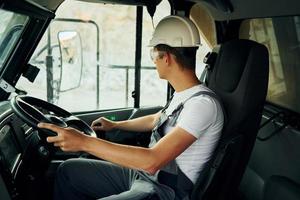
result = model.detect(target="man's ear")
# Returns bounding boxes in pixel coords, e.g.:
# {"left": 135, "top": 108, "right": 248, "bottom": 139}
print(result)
{"left": 164, "top": 52, "right": 172, "bottom": 66}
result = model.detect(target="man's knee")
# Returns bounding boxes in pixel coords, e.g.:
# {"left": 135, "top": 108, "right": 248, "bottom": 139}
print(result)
{"left": 54, "top": 159, "right": 92, "bottom": 200}
{"left": 56, "top": 158, "right": 82, "bottom": 182}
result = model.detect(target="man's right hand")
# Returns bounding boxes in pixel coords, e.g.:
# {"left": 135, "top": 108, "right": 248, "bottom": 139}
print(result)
{"left": 91, "top": 117, "right": 116, "bottom": 132}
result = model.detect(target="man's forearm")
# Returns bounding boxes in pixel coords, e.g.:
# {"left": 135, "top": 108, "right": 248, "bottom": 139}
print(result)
{"left": 115, "top": 113, "right": 160, "bottom": 132}
{"left": 83, "top": 136, "right": 158, "bottom": 174}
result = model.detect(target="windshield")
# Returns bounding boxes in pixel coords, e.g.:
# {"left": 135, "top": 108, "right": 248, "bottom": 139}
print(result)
{"left": 0, "top": 9, "right": 28, "bottom": 71}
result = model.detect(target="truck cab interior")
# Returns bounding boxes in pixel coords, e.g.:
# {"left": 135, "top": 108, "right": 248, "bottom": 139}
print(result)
{"left": 0, "top": 0, "right": 300, "bottom": 200}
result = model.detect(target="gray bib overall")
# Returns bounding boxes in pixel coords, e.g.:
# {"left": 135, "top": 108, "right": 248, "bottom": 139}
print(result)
{"left": 148, "top": 91, "right": 220, "bottom": 199}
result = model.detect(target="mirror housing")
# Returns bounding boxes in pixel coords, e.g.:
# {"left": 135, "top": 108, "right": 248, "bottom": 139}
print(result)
{"left": 57, "top": 30, "right": 83, "bottom": 92}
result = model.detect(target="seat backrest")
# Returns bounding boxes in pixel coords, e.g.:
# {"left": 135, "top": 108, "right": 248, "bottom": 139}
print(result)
{"left": 192, "top": 39, "right": 269, "bottom": 200}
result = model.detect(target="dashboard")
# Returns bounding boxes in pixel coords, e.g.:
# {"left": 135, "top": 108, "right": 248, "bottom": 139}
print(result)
{"left": 0, "top": 100, "right": 84, "bottom": 200}
{"left": 0, "top": 125, "right": 21, "bottom": 174}
{"left": 0, "top": 101, "right": 46, "bottom": 200}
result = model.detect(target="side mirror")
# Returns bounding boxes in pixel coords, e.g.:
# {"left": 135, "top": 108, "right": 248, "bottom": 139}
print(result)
{"left": 57, "top": 30, "right": 83, "bottom": 92}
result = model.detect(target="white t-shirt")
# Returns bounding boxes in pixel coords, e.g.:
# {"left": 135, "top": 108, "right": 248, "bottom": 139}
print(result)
{"left": 164, "top": 84, "right": 224, "bottom": 183}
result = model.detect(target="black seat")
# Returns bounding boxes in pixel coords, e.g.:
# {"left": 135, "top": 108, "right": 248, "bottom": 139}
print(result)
{"left": 264, "top": 176, "right": 300, "bottom": 200}
{"left": 190, "top": 39, "right": 269, "bottom": 200}
{"left": 145, "top": 39, "right": 268, "bottom": 200}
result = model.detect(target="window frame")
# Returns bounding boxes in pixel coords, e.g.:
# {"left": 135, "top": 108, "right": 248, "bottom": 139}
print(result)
{"left": 0, "top": 1, "right": 55, "bottom": 101}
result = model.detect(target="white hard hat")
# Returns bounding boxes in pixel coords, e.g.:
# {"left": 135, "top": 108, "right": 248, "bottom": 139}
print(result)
{"left": 149, "top": 15, "right": 200, "bottom": 47}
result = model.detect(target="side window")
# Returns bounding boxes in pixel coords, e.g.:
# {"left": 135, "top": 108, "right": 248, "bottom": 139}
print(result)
{"left": 0, "top": 10, "right": 28, "bottom": 71}
{"left": 240, "top": 17, "right": 300, "bottom": 113}
{"left": 140, "top": 0, "right": 170, "bottom": 107}
{"left": 16, "top": 1, "right": 136, "bottom": 112}
{"left": 15, "top": 0, "right": 212, "bottom": 111}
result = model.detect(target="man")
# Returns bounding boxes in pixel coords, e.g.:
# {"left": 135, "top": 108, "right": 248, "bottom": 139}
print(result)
{"left": 38, "top": 15, "right": 224, "bottom": 200}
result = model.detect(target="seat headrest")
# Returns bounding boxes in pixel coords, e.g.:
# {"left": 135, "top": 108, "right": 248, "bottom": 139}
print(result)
{"left": 207, "top": 39, "right": 269, "bottom": 135}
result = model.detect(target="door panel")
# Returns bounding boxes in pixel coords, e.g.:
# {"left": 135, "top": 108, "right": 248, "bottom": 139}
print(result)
{"left": 239, "top": 105, "right": 300, "bottom": 200}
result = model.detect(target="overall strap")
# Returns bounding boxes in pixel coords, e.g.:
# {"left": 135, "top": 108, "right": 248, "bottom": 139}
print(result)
{"left": 152, "top": 95, "right": 174, "bottom": 130}
{"left": 184, "top": 90, "right": 227, "bottom": 126}
{"left": 184, "top": 90, "right": 219, "bottom": 104}
{"left": 167, "top": 90, "right": 222, "bottom": 128}
{"left": 161, "top": 94, "right": 174, "bottom": 113}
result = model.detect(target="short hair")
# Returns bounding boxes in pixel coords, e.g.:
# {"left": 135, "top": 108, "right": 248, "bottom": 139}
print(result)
{"left": 154, "top": 44, "right": 198, "bottom": 70}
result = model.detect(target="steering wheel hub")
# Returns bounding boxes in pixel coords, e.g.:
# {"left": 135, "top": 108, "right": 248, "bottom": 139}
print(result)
{"left": 44, "top": 114, "right": 68, "bottom": 128}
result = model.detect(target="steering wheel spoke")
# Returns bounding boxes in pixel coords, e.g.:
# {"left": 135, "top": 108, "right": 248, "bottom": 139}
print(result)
{"left": 20, "top": 98, "right": 49, "bottom": 122}
{"left": 62, "top": 116, "right": 96, "bottom": 137}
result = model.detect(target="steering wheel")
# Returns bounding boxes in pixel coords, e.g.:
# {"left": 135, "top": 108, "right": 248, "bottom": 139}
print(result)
{"left": 10, "top": 95, "right": 97, "bottom": 138}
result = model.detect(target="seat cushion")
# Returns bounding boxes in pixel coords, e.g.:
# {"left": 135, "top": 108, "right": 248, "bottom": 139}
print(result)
{"left": 264, "top": 176, "right": 300, "bottom": 200}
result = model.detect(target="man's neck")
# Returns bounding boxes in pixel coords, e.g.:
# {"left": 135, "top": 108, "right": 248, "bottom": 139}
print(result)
{"left": 168, "top": 71, "right": 201, "bottom": 92}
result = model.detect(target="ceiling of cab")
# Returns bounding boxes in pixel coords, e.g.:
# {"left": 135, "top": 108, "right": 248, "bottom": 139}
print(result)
{"left": 29, "top": 0, "right": 300, "bottom": 20}
{"left": 29, "top": 0, "right": 162, "bottom": 11}
{"left": 190, "top": 0, "right": 300, "bottom": 20}
{"left": 28, "top": 0, "right": 64, "bottom": 11}
{"left": 79, "top": 0, "right": 161, "bottom": 6}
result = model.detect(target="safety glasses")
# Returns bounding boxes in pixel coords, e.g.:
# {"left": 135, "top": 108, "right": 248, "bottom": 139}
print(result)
{"left": 150, "top": 49, "right": 166, "bottom": 61}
